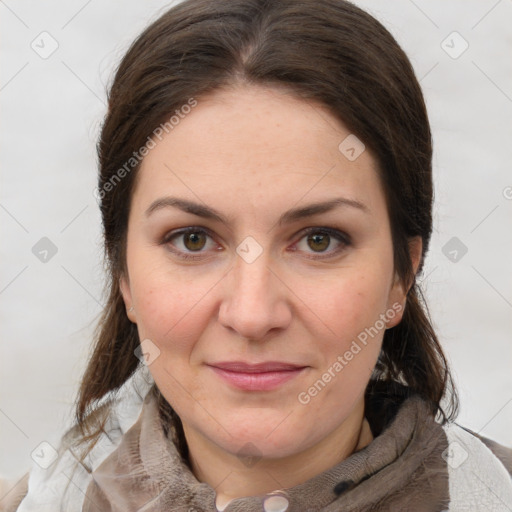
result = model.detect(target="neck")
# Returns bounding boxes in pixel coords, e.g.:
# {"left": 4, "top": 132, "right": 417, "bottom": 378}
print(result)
{"left": 184, "top": 400, "right": 374, "bottom": 508}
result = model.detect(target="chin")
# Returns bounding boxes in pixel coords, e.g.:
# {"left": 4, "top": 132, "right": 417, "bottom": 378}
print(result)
{"left": 224, "top": 433, "right": 303, "bottom": 461}
{"left": 206, "top": 417, "right": 314, "bottom": 461}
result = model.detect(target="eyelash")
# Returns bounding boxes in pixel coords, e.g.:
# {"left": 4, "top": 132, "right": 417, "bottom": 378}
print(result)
{"left": 161, "top": 226, "right": 351, "bottom": 261}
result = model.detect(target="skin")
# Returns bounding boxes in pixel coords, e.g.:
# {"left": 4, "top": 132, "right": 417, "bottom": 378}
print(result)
{"left": 119, "top": 83, "right": 422, "bottom": 506}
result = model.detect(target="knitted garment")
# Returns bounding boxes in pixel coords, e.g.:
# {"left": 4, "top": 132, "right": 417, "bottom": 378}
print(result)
{"left": 3, "top": 365, "right": 512, "bottom": 511}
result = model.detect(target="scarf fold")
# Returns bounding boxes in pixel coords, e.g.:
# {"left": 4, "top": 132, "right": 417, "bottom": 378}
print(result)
{"left": 83, "top": 385, "right": 450, "bottom": 511}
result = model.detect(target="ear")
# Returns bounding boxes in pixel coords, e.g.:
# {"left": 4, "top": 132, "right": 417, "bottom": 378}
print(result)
{"left": 119, "top": 273, "right": 137, "bottom": 323}
{"left": 386, "top": 236, "right": 422, "bottom": 329}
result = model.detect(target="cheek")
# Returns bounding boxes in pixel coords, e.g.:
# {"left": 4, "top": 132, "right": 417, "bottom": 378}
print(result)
{"left": 135, "top": 281, "right": 209, "bottom": 349}
{"left": 131, "top": 275, "right": 214, "bottom": 404}
{"left": 293, "top": 272, "right": 388, "bottom": 424}
{"left": 128, "top": 247, "right": 228, "bottom": 362}
{"left": 301, "top": 267, "right": 391, "bottom": 346}
{"left": 294, "top": 267, "right": 390, "bottom": 414}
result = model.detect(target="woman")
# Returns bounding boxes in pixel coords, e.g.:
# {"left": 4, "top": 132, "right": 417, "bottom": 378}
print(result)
{"left": 3, "top": 0, "right": 511, "bottom": 510}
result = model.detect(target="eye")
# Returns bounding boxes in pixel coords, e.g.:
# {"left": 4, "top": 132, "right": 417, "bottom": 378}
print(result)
{"left": 292, "top": 227, "right": 351, "bottom": 259}
{"left": 161, "top": 226, "right": 351, "bottom": 261}
{"left": 162, "top": 227, "right": 220, "bottom": 260}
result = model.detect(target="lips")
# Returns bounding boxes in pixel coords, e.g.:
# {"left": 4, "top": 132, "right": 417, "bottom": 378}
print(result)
{"left": 209, "top": 361, "right": 306, "bottom": 372}
{"left": 206, "top": 361, "right": 308, "bottom": 391}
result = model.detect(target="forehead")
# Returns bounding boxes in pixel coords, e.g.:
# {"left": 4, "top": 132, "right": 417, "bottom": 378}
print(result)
{"left": 132, "top": 84, "right": 385, "bottom": 219}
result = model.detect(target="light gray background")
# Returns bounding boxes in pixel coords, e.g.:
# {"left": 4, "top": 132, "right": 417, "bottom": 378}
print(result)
{"left": 1, "top": 0, "right": 511, "bottom": 482}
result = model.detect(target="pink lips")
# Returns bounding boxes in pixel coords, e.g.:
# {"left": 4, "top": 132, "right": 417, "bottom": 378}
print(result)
{"left": 207, "top": 361, "right": 307, "bottom": 391}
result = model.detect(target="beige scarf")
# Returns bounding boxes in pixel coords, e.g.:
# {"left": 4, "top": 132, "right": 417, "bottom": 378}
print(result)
{"left": 82, "top": 386, "right": 451, "bottom": 511}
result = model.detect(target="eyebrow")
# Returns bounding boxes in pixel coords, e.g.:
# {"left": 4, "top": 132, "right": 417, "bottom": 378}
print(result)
{"left": 144, "top": 196, "right": 370, "bottom": 225}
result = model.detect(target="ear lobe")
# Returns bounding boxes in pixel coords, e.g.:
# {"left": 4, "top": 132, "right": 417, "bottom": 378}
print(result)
{"left": 385, "top": 298, "right": 405, "bottom": 329}
{"left": 409, "top": 236, "right": 423, "bottom": 279}
{"left": 386, "top": 236, "right": 423, "bottom": 329}
{"left": 119, "top": 275, "right": 136, "bottom": 323}
{"left": 397, "top": 236, "right": 423, "bottom": 296}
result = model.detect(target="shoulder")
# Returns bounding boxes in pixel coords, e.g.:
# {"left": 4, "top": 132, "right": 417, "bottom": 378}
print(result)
{"left": 442, "top": 422, "right": 512, "bottom": 511}
{"left": 7, "top": 365, "right": 154, "bottom": 512}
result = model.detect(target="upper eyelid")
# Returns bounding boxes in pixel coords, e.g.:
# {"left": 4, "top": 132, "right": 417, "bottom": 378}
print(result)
{"left": 163, "top": 225, "right": 347, "bottom": 239}
{"left": 164, "top": 226, "right": 350, "bottom": 250}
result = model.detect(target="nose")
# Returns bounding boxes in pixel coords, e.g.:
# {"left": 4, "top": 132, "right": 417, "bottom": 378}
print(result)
{"left": 218, "top": 244, "right": 292, "bottom": 341}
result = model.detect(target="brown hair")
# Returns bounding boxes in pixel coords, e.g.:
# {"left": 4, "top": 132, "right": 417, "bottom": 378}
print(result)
{"left": 76, "top": 0, "right": 458, "bottom": 447}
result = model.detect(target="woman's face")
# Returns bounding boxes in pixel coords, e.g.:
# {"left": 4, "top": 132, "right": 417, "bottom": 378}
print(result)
{"left": 120, "top": 84, "right": 418, "bottom": 460}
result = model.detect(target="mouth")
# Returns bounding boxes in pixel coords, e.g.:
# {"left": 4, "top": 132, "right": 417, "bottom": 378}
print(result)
{"left": 206, "top": 361, "right": 309, "bottom": 391}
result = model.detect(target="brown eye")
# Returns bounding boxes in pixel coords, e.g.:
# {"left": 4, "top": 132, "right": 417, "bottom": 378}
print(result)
{"left": 307, "top": 232, "right": 331, "bottom": 252}
{"left": 183, "top": 231, "right": 207, "bottom": 251}
{"left": 294, "top": 227, "right": 351, "bottom": 259}
{"left": 162, "top": 227, "right": 219, "bottom": 260}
